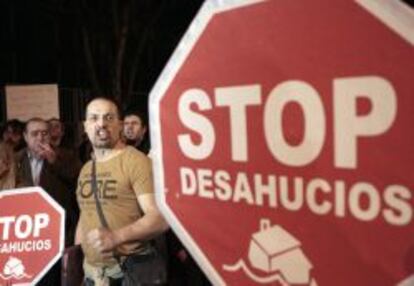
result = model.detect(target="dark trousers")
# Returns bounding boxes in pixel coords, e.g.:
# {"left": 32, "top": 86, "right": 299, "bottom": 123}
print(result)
{"left": 84, "top": 277, "right": 166, "bottom": 286}
{"left": 84, "top": 277, "right": 122, "bottom": 286}
{"left": 84, "top": 250, "right": 166, "bottom": 286}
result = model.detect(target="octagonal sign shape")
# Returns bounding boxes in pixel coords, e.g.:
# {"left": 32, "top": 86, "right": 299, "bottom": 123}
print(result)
{"left": 0, "top": 187, "right": 65, "bottom": 286}
{"left": 150, "top": 0, "right": 414, "bottom": 285}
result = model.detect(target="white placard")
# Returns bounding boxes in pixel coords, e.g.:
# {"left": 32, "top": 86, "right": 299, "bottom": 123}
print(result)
{"left": 5, "top": 84, "right": 59, "bottom": 121}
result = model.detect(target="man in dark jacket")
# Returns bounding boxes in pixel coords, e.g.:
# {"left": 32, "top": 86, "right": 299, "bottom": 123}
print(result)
{"left": 16, "top": 117, "right": 80, "bottom": 286}
{"left": 123, "top": 110, "right": 150, "bottom": 154}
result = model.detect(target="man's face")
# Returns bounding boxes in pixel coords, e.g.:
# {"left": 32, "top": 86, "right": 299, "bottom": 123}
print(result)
{"left": 84, "top": 99, "right": 123, "bottom": 149}
{"left": 3, "top": 126, "right": 23, "bottom": 146}
{"left": 24, "top": 121, "right": 50, "bottom": 156}
{"left": 123, "top": 115, "right": 146, "bottom": 142}
{"left": 48, "top": 119, "right": 64, "bottom": 140}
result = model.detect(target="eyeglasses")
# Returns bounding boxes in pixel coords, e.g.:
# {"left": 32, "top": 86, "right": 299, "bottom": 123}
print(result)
{"left": 28, "top": 130, "right": 49, "bottom": 137}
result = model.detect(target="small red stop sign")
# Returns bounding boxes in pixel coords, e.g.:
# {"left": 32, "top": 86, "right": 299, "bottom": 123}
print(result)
{"left": 0, "top": 187, "right": 65, "bottom": 285}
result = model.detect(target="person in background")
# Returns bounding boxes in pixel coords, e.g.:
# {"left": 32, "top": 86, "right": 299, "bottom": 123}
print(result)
{"left": 123, "top": 110, "right": 150, "bottom": 154}
{"left": 16, "top": 117, "right": 81, "bottom": 286}
{"left": 1, "top": 119, "right": 26, "bottom": 152}
{"left": 48, "top": 118, "right": 65, "bottom": 148}
{"left": 0, "top": 142, "right": 17, "bottom": 190}
{"left": 76, "top": 97, "right": 168, "bottom": 285}
{"left": 48, "top": 117, "right": 78, "bottom": 150}
{"left": 47, "top": 117, "right": 81, "bottom": 245}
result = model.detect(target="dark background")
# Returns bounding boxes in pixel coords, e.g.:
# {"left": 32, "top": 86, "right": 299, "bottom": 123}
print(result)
{"left": 0, "top": 0, "right": 204, "bottom": 123}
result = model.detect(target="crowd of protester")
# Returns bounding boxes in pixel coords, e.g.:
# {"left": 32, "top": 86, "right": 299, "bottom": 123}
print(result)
{"left": 0, "top": 102, "right": 210, "bottom": 286}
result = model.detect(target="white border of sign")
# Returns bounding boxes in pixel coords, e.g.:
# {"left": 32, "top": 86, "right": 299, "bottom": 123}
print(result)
{"left": 149, "top": 1, "right": 413, "bottom": 285}
{"left": 356, "top": 0, "right": 414, "bottom": 45}
{"left": 149, "top": 2, "right": 266, "bottom": 284}
{"left": 0, "top": 187, "right": 65, "bottom": 286}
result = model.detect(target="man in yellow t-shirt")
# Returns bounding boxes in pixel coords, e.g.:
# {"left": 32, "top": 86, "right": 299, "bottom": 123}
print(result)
{"left": 75, "top": 97, "right": 168, "bottom": 285}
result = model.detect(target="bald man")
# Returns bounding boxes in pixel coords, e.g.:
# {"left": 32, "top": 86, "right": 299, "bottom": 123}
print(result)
{"left": 75, "top": 97, "right": 168, "bottom": 285}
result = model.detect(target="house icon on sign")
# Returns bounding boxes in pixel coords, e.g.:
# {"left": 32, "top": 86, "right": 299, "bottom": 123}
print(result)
{"left": 248, "top": 219, "right": 316, "bottom": 285}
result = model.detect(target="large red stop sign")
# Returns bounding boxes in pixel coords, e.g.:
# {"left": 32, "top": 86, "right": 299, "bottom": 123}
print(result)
{"left": 150, "top": 0, "right": 414, "bottom": 285}
{"left": 0, "top": 187, "right": 64, "bottom": 285}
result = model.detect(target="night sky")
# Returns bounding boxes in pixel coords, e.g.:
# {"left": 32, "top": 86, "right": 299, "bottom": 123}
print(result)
{"left": 0, "top": 0, "right": 203, "bottom": 88}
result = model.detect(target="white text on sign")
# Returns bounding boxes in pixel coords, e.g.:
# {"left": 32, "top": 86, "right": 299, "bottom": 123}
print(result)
{"left": 175, "top": 75, "right": 413, "bottom": 227}
{"left": 178, "top": 76, "right": 396, "bottom": 169}
{"left": 0, "top": 213, "right": 49, "bottom": 240}
{"left": 0, "top": 213, "right": 52, "bottom": 254}
{"left": 180, "top": 168, "right": 411, "bottom": 226}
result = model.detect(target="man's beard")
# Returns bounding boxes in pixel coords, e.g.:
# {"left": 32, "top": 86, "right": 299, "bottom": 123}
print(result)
{"left": 92, "top": 139, "right": 115, "bottom": 149}
{"left": 91, "top": 135, "right": 115, "bottom": 149}
{"left": 91, "top": 128, "right": 115, "bottom": 149}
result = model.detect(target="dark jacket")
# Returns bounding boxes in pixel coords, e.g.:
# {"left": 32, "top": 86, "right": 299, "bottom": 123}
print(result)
{"left": 16, "top": 147, "right": 81, "bottom": 246}
{"left": 15, "top": 147, "right": 81, "bottom": 286}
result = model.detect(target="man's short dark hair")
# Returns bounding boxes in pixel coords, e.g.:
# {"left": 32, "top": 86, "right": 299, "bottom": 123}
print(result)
{"left": 47, "top": 117, "right": 61, "bottom": 124}
{"left": 85, "top": 97, "right": 123, "bottom": 120}
{"left": 24, "top": 117, "right": 48, "bottom": 133}
{"left": 123, "top": 109, "right": 148, "bottom": 127}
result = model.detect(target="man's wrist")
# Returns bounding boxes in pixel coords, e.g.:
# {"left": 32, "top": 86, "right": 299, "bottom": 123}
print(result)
{"left": 112, "top": 229, "right": 126, "bottom": 247}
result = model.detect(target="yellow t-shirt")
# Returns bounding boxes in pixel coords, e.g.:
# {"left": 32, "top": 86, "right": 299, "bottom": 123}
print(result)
{"left": 77, "top": 146, "right": 153, "bottom": 266}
